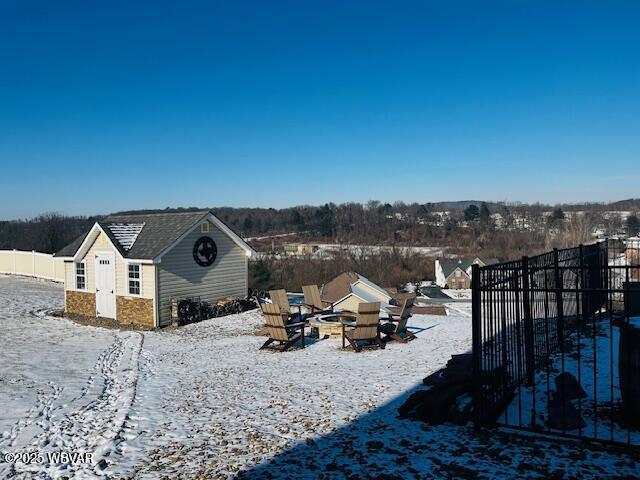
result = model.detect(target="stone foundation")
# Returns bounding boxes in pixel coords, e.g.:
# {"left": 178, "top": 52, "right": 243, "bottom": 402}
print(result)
{"left": 65, "top": 290, "right": 96, "bottom": 317}
{"left": 116, "top": 296, "right": 155, "bottom": 327}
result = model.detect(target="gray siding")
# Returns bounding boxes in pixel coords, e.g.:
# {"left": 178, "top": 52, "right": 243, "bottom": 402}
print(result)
{"left": 157, "top": 221, "right": 248, "bottom": 326}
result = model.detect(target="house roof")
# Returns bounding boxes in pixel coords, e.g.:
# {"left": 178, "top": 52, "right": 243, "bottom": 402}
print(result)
{"left": 478, "top": 258, "right": 500, "bottom": 266}
{"left": 55, "top": 210, "right": 253, "bottom": 260}
{"left": 337, "top": 285, "right": 393, "bottom": 313}
{"left": 350, "top": 284, "right": 389, "bottom": 304}
{"left": 439, "top": 260, "right": 470, "bottom": 279}
{"left": 105, "top": 223, "right": 145, "bottom": 251}
{"left": 321, "top": 271, "right": 359, "bottom": 303}
{"left": 320, "top": 271, "right": 392, "bottom": 304}
{"left": 439, "top": 257, "right": 501, "bottom": 278}
{"left": 354, "top": 273, "right": 391, "bottom": 299}
{"left": 55, "top": 232, "right": 90, "bottom": 258}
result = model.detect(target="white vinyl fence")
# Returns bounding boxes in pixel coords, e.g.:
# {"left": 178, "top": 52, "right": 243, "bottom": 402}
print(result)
{"left": 0, "top": 250, "right": 65, "bottom": 282}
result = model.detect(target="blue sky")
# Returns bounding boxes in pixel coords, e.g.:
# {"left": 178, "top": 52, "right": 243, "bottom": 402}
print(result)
{"left": 1, "top": 1, "right": 639, "bottom": 219}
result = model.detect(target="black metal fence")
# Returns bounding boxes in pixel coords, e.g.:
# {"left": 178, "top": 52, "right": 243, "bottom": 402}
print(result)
{"left": 472, "top": 239, "right": 640, "bottom": 448}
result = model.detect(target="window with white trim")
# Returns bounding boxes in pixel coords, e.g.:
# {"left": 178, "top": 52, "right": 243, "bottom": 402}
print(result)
{"left": 201, "top": 222, "right": 210, "bottom": 233}
{"left": 128, "top": 263, "right": 141, "bottom": 295}
{"left": 75, "top": 262, "right": 86, "bottom": 290}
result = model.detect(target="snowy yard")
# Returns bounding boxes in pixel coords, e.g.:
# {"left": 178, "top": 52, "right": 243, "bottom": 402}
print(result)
{"left": 1, "top": 275, "right": 639, "bottom": 479}
{"left": 507, "top": 316, "right": 640, "bottom": 445}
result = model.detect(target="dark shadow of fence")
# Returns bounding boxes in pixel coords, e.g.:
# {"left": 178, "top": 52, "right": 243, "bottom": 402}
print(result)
{"left": 234, "top": 369, "right": 640, "bottom": 479}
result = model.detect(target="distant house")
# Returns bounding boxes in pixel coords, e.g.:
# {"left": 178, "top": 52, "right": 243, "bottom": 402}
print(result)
{"left": 321, "top": 271, "right": 394, "bottom": 312}
{"left": 627, "top": 237, "right": 640, "bottom": 281}
{"left": 435, "top": 257, "right": 499, "bottom": 289}
{"left": 55, "top": 211, "right": 255, "bottom": 328}
{"left": 283, "top": 243, "right": 320, "bottom": 255}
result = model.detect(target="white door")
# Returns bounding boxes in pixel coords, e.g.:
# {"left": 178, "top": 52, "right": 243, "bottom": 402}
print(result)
{"left": 95, "top": 253, "right": 116, "bottom": 318}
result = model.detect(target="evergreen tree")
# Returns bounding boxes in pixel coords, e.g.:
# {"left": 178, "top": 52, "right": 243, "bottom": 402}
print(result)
{"left": 464, "top": 204, "right": 480, "bottom": 221}
{"left": 552, "top": 207, "right": 565, "bottom": 220}
{"left": 242, "top": 216, "right": 254, "bottom": 232}
{"left": 627, "top": 215, "right": 640, "bottom": 236}
{"left": 479, "top": 202, "right": 491, "bottom": 222}
{"left": 547, "top": 207, "right": 565, "bottom": 226}
{"left": 248, "top": 260, "right": 274, "bottom": 291}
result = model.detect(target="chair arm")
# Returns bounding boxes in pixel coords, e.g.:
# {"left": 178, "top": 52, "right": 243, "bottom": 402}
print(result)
{"left": 288, "top": 321, "right": 307, "bottom": 328}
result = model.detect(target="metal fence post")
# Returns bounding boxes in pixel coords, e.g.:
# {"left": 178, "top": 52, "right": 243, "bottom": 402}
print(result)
{"left": 579, "top": 244, "right": 586, "bottom": 330}
{"left": 602, "top": 240, "right": 609, "bottom": 307}
{"left": 522, "top": 256, "right": 535, "bottom": 386}
{"left": 553, "top": 248, "right": 564, "bottom": 351}
{"left": 471, "top": 263, "right": 482, "bottom": 429}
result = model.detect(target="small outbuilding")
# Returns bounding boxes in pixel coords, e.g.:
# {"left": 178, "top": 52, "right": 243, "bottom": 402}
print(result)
{"left": 321, "top": 271, "right": 394, "bottom": 313}
{"left": 55, "top": 210, "right": 255, "bottom": 328}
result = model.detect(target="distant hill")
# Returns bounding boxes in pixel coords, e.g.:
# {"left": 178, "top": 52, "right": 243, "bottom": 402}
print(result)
{"left": 607, "top": 198, "right": 640, "bottom": 210}
{"left": 111, "top": 206, "right": 205, "bottom": 215}
{"left": 2, "top": 198, "right": 638, "bottom": 254}
{"left": 427, "top": 201, "right": 484, "bottom": 210}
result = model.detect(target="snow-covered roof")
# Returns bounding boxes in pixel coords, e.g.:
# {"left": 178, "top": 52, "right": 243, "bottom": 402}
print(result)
{"left": 105, "top": 223, "right": 145, "bottom": 251}
{"left": 321, "top": 271, "right": 393, "bottom": 304}
{"left": 351, "top": 284, "right": 385, "bottom": 303}
{"left": 56, "top": 210, "right": 255, "bottom": 260}
{"left": 354, "top": 273, "right": 392, "bottom": 299}
{"left": 337, "top": 284, "right": 393, "bottom": 313}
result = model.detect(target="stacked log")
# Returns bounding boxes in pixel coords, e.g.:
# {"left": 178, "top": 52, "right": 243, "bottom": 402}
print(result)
{"left": 175, "top": 296, "right": 258, "bottom": 325}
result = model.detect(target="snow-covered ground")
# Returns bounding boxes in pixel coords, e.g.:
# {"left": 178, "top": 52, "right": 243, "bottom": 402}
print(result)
{"left": 256, "top": 243, "right": 448, "bottom": 260}
{"left": 443, "top": 288, "right": 473, "bottom": 300}
{"left": 1, "top": 275, "right": 639, "bottom": 479}
{"left": 507, "top": 317, "right": 640, "bottom": 445}
{"left": 444, "top": 302, "right": 472, "bottom": 318}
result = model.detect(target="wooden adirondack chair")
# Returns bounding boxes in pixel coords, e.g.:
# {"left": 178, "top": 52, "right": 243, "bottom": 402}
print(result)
{"left": 260, "top": 303, "right": 307, "bottom": 351}
{"left": 382, "top": 296, "right": 416, "bottom": 343}
{"left": 302, "top": 285, "right": 333, "bottom": 315}
{"left": 268, "top": 289, "right": 302, "bottom": 318}
{"left": 341, "top": 301, "right": 384, "bottom": 352}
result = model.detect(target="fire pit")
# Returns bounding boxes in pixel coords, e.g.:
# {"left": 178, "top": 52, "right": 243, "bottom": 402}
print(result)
{"left": 309, "top": 313, "right": 356, "bottom": 339}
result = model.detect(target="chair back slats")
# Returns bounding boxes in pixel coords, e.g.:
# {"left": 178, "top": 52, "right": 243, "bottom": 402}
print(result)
{"left": 395, "top": 296, "right": 415, "bottom": 333}
{"left": 261, "top": 303, "right": 289, "bottom": 341}
{"left": 352, "top": 301, "right": 381, "bottom": 340}
{"left": 269, "top": 289, "right": 291, "bottom": 313}
{"left": 302, "top": 285, "right": 324, "bottom": 309}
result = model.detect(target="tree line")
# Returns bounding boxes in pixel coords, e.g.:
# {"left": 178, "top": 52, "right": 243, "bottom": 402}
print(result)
{"left": 1, "top": 199, "right": 639, "bottom": 257}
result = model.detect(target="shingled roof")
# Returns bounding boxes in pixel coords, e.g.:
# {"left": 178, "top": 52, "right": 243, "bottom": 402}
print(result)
{"left": 438, "top": 260, "right": 470, "bottom": 279}
{"left": 321, "top": 271, "right": 393, "bottom": 304}
{"left": 321, "top": 271, "right": 359, "bottom": 303}
{"left": 55, "top": 210, "right": 251, "bottom": 260}
{"left": 55, "top": 233, "right": 90, "bottom": 258}
{"left": 439, "top": 257, "right": 500, "bottom": 278}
